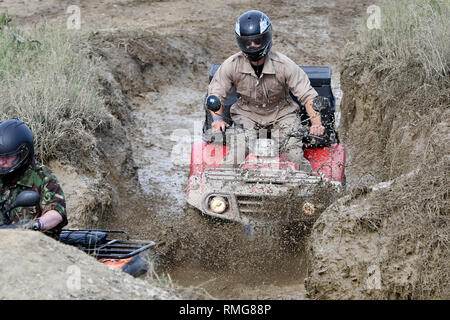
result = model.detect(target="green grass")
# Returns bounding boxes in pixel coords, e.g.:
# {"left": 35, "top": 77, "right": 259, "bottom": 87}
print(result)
{"left": 0, "top": 16, "right": 113, "bottom": 167}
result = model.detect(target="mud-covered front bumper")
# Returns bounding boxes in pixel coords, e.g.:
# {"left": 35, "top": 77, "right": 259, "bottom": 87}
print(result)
{"left": 187, "top": 167, "right": 334, "bottom": 225}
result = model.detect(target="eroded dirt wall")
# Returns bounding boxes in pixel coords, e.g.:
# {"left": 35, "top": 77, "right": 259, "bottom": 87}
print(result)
{"left": 305, "top": 47, "right": 450, "bottom": 299}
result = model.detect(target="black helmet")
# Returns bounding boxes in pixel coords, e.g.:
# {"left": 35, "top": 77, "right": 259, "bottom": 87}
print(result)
{"left": 235, "top": 10, "right": 273, "bottom": 62}
{"left": 0, "top": 119, "right": 34, "bottom": 177}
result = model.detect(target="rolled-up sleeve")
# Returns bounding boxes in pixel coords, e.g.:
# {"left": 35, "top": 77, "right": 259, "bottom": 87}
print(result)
{"left": 285, "top": 59, "right": 318, "bottom": 105}
{"left": 40, "top": 173, "right": 68, "bottom": 228}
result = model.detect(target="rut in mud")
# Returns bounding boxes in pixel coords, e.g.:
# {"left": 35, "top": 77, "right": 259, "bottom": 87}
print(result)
{"left": 87, "top": 30, "right": 315, "bottom": 299}
{"left": 82, "top": 0, "right": 371, "bottom": 297}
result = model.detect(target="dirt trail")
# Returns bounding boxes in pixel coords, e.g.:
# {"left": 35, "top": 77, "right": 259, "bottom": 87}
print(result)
{"left": 2, "top": 0, "right": 374, "bottom": 299}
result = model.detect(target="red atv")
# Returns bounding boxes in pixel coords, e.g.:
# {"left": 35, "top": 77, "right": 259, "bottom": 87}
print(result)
{"left": 0, "top": 191, "right": 155, "bottom": 277}
{"left": 186, "top": 65, "right": 345, "bottom": 235}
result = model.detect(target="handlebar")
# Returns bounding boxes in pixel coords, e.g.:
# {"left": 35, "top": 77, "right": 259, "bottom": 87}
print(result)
{"left": 205, "top": 123, "right": 325, "bottom": 156}
{"left": 204, "top": 95, "right": 328, "bottom": 154}
{"left": 0, "top": 220, "right": 32, "bottom": 230}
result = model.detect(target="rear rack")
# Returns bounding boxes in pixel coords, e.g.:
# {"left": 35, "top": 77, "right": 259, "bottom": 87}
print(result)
{"left": 60, "top": 229, "right": 156, "bottom": 259}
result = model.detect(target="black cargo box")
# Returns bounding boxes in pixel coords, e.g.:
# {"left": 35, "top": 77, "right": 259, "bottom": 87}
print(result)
{"left": 299, "top": 66, "right": 331, "bottom": 86}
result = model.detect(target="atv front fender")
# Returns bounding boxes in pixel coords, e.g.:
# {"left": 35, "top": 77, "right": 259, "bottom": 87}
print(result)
{"left": 304, "top": 143, "right": 346, "bottom": 183}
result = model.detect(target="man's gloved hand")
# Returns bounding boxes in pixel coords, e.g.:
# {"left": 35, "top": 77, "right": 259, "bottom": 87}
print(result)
{"left": 306, "top": 97, "right": 327, "bottom": 136}
{"left": 312, "top": 96, "right": 330, "bottom": 112}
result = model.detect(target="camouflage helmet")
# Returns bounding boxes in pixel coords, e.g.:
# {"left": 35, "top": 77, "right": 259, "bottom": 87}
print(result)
{"left": 0, "top": 119, "right": 34, "bottom": 177}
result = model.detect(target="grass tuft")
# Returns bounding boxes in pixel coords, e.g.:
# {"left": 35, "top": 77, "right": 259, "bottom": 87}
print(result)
{"left": 347, "top": 0, "right": 450, "bottom": 84}
{"left": 0, "top": 22, "right": 114, "bottom": 167}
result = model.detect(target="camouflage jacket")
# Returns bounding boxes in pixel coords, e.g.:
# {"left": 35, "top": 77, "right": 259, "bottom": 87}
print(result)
{"left": 0, "top": 160, "right": 68, "bottom": 239}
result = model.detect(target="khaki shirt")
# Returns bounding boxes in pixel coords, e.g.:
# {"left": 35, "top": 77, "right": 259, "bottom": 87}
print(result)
{"left": 208, "top": 50, "right": 318, "bottom": 125}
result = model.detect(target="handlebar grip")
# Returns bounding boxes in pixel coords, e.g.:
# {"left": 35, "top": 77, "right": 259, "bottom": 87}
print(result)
{"left": 0, "top": 219, "right": 31, "bottom": 230}
{"left": 0, "top": 223, "right": 20, "bottom": 229}
{"left": 306, "top": 134, "right": 325, "bottom": 141}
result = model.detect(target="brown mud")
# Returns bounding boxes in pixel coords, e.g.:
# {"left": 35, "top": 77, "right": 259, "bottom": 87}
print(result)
{"left": 1, "top": 0, "right": 378, "bottom": 299}
{"left": 0, "top": 230, "right": 178, "bottom": 299}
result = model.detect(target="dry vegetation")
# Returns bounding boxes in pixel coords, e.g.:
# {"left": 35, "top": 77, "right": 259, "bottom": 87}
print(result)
{"left": 0, "top": 15, "right": 114, "bottom": 168}
{"left": 337, "top": 0, "right": 449, "bottom": 299}
{"left": 347, "top": 0, "right": 449, "bottom": 82}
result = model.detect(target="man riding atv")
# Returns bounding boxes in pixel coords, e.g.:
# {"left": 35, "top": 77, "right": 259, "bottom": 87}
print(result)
{"left": 208, "top": 10, "right": 323, "bottom": 171}
{"left": 186, "top": 10, "right": 345, "bottom": 230}
{"left": 0, "top": 118, "right": 68, "bottom": 239}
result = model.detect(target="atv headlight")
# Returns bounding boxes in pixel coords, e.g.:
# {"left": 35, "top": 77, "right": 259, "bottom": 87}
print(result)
{"left": 209, "top": 196, "right": 227, "bottom": 214}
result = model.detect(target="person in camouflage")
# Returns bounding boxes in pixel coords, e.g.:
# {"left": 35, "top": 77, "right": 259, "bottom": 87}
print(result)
{"left": 0, "top": 119, "right": 67, "bottom": 239}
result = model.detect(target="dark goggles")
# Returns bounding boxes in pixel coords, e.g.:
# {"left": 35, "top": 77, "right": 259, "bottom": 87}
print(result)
{"left": 236, "top": 29, "right": 272, "bottom": 53}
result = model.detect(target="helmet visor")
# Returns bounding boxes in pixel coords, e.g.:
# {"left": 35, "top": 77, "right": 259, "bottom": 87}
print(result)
{"left": 236, "top": 29, "right": 272, "bottom": 54}
{"left": 0, "top": 144, "right": 30, "bottom": 176}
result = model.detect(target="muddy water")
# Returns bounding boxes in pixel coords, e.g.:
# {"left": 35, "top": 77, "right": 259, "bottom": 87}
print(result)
{"left": 126, "top": 60, "right": 343, "bottom": 300}
{"left": 129, "top": 79, "right": 315, "bottom": 298}
{"left": 129, "top": 86, "right": 205, "bottom": 222}
{"left": 102, "top": 0, "right": 353, "bottom": 298}
{"left": 168, "top": 255, "right": 309, "bottom": 300}
{"left": 123, "top": 4, "right": 346, "bottom": 299}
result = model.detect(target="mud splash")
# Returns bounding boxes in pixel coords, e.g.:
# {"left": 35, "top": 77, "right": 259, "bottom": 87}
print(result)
{"left": 81, "top": 0, "right": 371, "bottom": 299}
{"left": 130, "top": 81, "right": 314, "bottom": 299}
{"left": 167, "top": 253, "right": 309, "bottom": 300}
{"left": 97, "top": 32, "right": 316, "bottom": 298}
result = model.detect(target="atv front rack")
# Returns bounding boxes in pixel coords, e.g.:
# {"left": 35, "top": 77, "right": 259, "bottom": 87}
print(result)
{"left": 60, "top": 229, "right": 156, "bottom": 259}
{"left": 204, "top": 167, "right": 323, "bottom": 185}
